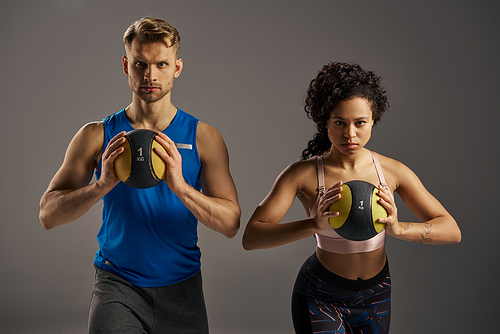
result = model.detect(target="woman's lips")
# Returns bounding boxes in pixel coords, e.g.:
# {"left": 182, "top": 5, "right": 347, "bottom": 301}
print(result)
{"left": 342, "top": 143, "right": 358, "bottom": 149}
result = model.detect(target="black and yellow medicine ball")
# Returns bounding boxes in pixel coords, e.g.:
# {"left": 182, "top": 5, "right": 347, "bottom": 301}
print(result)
{"left": 114, "top": 129, "right": 167, "bottom": 189}
{"left": 328, "top": 180, "right": 388, "bottom": 241}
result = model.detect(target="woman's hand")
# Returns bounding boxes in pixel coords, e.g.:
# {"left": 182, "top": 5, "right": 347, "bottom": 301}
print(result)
{"left": 377, "top": 185, "right": 401, "bottom": 237}
{"left": 314, "top": 181, "right": 342, "bottom": 231}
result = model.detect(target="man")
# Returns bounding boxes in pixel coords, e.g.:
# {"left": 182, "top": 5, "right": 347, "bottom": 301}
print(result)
{"left": 39, "top": 17, "right": 240, "bottom": 333}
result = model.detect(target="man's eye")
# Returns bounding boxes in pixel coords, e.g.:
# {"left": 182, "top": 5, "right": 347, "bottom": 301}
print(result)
{"left": 135, "top": 62, "right": 146, "bottom": 66}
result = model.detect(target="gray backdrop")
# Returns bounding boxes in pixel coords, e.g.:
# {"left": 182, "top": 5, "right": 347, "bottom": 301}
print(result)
{"left": 1, "top": 0, "right": 498, "bottom": 333}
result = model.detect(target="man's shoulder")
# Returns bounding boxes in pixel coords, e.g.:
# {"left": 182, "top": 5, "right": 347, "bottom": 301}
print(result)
{"left": 195, "top": 121, "right": 226, "bottom": 164}
{"left": 196, "top": 121, "right": 224, "bottom": 147}
{"left": 75, "top": 121, "right": 105, "bottom": 154}
{"left": 60, "top": 121, "right": 105, "bottom": 168}
{"left": 79, "top": 121, "right": 104, "bottom": 136}
{"left": 196, "top": 121, "right": 219, "bottom": 135}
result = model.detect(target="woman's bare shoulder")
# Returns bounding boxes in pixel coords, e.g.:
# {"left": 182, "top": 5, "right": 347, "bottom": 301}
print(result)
{"left": 281, "top": 156, "right": 318, "bottom": 179}
{"left": 375, "top": 152, "right": 419, "bottom": 189}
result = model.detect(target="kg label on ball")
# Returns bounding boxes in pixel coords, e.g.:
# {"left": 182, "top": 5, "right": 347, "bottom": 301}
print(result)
{"left": 137, "top": 147, "right": 145, "bottom": 161}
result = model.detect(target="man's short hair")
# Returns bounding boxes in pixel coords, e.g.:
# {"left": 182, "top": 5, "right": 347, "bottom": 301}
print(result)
{"left": 123, "top": 17, "right": 180, "bottom": 55}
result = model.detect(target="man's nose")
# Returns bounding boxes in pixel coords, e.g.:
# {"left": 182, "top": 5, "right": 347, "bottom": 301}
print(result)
{"left": 144, "top": 65, "right": 157, "bottom": 82}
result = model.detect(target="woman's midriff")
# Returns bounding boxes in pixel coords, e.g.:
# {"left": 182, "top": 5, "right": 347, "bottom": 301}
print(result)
{"left": 316, "top": 245, "right": 387, "bottom": 280}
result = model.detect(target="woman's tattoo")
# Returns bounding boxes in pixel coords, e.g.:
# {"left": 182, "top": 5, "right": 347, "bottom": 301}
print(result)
{"left": 418, "top": 222, "right": 433, "bottom": 243}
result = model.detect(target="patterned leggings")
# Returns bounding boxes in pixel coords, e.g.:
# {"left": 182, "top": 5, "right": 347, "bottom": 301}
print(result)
{"left": 292, "top": 252, "right": 391, "bottom": 334}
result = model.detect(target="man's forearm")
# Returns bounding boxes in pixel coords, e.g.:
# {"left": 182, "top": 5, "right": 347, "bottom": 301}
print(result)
{"left": 39, "top": 181, "right": 112, "bottom": 230}
{"left": 176, "top": 183, "right": 240, "bottom": 238}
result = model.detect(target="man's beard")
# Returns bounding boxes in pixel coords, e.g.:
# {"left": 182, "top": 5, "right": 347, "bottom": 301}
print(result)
{"left": 136, "top": 88, "right": 169, "bottom": 103}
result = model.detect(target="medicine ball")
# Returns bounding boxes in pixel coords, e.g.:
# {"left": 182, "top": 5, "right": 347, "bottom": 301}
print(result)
{"left": 328, "top": 180, "right": 387, "bottom": 241}
{"left": 114, "top": 129, "right": 167, "bottom": 189}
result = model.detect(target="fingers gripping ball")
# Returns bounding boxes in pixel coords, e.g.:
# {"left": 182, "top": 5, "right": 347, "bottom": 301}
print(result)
{"left": 114, "top": 129, "right": 167, "bottom": 189}
{"left": 328, "top": 180, "right": 388, "bottom": 241}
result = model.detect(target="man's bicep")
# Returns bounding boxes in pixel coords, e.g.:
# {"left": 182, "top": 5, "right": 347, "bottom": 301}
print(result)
{"left": 47, "top": 122, "right": 103, "bottom": 192}
{"left": 197, "top": 124, "right": 238, "bottom": 202}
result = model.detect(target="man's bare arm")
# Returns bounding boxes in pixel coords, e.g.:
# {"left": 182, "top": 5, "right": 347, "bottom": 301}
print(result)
{"left": 39, "top": 123, "right": 125, "bottom": 230}
{"left": 154, "top": 122, "right": 240, "bottom": 238}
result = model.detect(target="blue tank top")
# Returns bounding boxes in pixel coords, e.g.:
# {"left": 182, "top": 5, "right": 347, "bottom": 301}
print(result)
{"left": 94, "top": 108, "right": 202, "bottom": 287}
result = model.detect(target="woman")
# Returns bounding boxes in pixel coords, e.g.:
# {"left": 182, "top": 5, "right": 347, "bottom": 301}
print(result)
{"left": 242, "top": 62, "right": 461, "bottom": 333}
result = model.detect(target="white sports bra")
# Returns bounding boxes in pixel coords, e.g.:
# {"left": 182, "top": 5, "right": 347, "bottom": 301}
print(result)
{"left": 311, "top": 151, "right": 389, "bottom": 254}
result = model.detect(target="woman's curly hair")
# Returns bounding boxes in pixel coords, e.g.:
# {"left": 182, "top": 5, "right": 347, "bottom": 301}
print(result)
{"left": 301, "top": 62, "right": 389, "bottom": 160}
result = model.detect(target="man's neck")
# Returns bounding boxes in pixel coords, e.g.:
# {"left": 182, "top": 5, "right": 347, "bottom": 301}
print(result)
{"left": 125, "top": 96, "right": 178, "bottom": 132}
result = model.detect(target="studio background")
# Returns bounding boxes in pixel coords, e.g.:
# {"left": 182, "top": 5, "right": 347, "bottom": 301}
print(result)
{"left": 1, "top": 0, "right": 498, "bottom": 333}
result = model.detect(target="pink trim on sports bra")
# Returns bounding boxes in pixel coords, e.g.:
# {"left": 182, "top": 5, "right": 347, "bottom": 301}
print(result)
{"left": 312, "top": 151, "right": 388, "bottom": 254}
